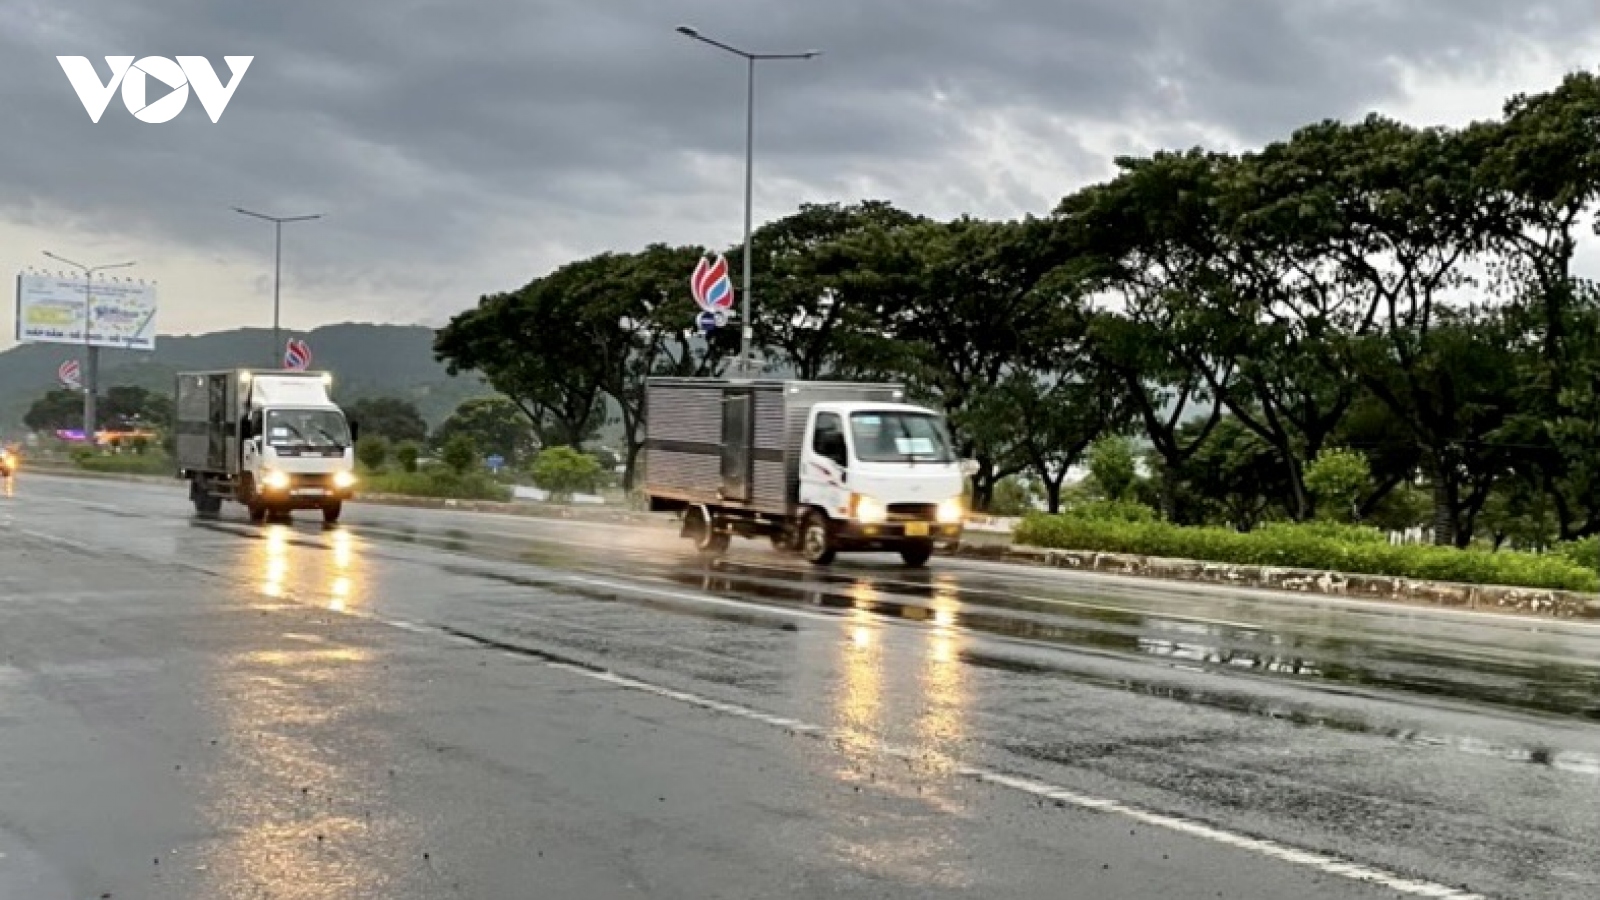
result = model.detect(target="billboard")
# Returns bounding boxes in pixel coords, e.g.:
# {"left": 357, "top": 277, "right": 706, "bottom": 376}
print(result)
{"left": 15, "top": 273, "right": 158, "bottom": 351}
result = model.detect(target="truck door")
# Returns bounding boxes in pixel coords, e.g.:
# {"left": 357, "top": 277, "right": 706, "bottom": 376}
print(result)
{"left": 720, "top": 389, "right": 753, "bottom": 502}
{"left": 207, "top": 373, "right": 228, "bottom": 470}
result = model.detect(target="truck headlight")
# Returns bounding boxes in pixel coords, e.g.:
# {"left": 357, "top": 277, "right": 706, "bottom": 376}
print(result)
{"left": 333, "top": 470, "right": 356, "bottom": 489}
{"left": 261, "top": 469, "right": 290, "bottom": 490}
{"left": 853, "top": 494, "right": 888, "bottom": 524}
{"left": 937, "top": 497, "right": 963, "bottom": 524}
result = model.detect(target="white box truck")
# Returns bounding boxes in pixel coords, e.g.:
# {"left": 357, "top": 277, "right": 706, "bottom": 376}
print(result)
{"left": 175, "top": 368, "right": 359, "bottom": 524}
{"left": 643, "top": 377, "right": 975, "bottom": 566}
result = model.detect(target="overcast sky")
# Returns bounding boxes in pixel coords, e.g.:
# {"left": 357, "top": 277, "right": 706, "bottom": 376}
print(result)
{"left": 2, "top": 0, "right": 1598, "bottom": 351}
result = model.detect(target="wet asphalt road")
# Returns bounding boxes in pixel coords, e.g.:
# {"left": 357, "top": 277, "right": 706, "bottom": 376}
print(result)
{"left": 3, "top": 473, "right": 1599, "bottom": 899}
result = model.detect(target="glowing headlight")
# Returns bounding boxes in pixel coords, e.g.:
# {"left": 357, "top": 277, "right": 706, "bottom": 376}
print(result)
{"left": 853, "top": 494, "right": 888, "bottom": 524}
{"left": 261, "top": 469, "right": 290, "bottom": 490}
{"left": 937, "top": 497, "right": 964, "bottom": 524}
{"left": 333, "top": 470, "right": 357, "bottom": 489}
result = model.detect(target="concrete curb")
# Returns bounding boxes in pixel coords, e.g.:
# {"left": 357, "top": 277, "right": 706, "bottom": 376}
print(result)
{"left": 951, "top": 544, "right": 1600, "bottom": 620}
{"left": 24, "top": 462, "right": 1600, "bottom": 619}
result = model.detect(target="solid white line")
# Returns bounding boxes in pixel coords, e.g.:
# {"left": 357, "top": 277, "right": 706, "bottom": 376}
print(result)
{"left": 538, "top": 657, "right": 1489, "bottom": 900}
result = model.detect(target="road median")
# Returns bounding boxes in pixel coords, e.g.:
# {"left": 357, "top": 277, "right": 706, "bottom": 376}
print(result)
{"left": 25, "top": 462, "right": 1599, "bottom": 619}
{"left": 954, "top": 543, "right": 1600, "bottom": 619}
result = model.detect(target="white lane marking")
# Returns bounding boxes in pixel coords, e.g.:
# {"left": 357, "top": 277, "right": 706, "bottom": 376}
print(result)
{"left": 536, "top": 659, "right": 1489, "bottom": 900}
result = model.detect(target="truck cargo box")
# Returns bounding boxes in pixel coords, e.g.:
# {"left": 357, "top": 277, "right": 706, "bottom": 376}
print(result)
{"left": 643, "top": 377, "right": 905, "bottom": 514}
{"left": 175, "top": 369, "right": 245, "bottom": 475}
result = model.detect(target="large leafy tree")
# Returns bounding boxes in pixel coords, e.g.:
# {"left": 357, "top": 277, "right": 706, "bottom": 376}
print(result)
{"left": 432, "top": 396, "right": 538, "bottom": 465}
{"left": 737, "top": 200, "right": 928, "bottom": 380}
{"left": 434, "top": 265, "right": 611, "bottom": 450}
{"left": 576, "top": 243, "right": 739, "bottom": 489}
{"left": 344, "top": 397, "right": 428, "bottom": 444}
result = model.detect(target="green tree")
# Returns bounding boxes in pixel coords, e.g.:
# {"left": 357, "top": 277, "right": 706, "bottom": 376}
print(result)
{"left": 1179, "top": 414, "right": 1292, "bottom": 530}
{"left": 102, "top": 385, "right": 173, "bottom": 430}
{"left": 434, "top": 273, "right": 609, "bottom": 450}
{"left": 1086, "top": 435, "right": 1137, "bottom": 502}
{"left": 345, "top": 397, "right": 428, "bottom": 444}
{"left": 440, "top": 433, "right": 478, "bottom": 474}
{"left": 432, "top": 396, "right": 537, "bottom": 465}
{"left": 740, "top": 200, "right": 928, "bottom": 380}
{"left": 530, "top": 445, "right": 603, "bottom": 502}
{"left": 395, "top": 440, "right": 421, "bottom": 473}
{"left": 356, "top": 435, "right": 390, "bottom": 471}
{"left": 24, "top": 389, "right": 83, "bottom": 432}
{"left": 1304, "top": 447, "right": 1373, "bottom": 523}
{"left": 575, "top": 243, "right": 738, "bottom": 490}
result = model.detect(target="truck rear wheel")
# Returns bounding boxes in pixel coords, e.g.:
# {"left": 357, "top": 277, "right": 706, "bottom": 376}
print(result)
{"left": 190, "top": 479, "right": 222, "bottom": 516}
{"left": 684, "top": 505, "right": 729, "bottom": 556}
{"left": 800, "top": 512, "right": 836, "bottom": 566}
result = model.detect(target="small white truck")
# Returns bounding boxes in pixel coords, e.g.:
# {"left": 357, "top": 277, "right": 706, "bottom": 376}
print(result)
{"left": 175, "top": 368, "right": 359, "bottom": 524}
{"left": 643, "top": 377, "right": 975, "bottom": 566}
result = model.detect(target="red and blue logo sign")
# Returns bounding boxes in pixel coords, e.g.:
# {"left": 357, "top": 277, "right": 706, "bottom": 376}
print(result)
{"left": 690, "top": 253, "right": 734, "bottom": 312}
{"left": 283, "top": 338, "right": 311, "bottom": 370}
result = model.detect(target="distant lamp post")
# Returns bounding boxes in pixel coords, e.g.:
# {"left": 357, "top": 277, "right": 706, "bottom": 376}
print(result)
{"left": 676, "top": 25, "right": 820, "bottom": 378}
{"left": 233, "top": 207, "right": 322, "bottom": 367}
{"left": 42, "top": 251, "right": 136, "bottom": 445}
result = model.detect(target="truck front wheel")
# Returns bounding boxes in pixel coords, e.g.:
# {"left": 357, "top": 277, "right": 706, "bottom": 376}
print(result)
{"left": 800, "top": 512, "right": 836, "bottom": 566}
{"left": 899, "top": 541, "right": 934, "bottom": 567}
{"left": 322, "top": 502, "right": 342, "bottom": 525}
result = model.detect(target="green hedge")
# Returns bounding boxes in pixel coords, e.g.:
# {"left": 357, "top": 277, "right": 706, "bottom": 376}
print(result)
{"left": 1014, "top": 508, "right": 1598, "bottom": 593}
{"left": 362, "top": 468, "right": 512, "bottom": 502}
{"left": 75, "top": 452, "right": 174, "bottom": 476}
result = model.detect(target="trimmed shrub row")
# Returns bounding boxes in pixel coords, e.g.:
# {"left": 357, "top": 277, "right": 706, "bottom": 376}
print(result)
{"left": 361, "top": 468, "right": 512, "bottom": 502}
{"left": 1013, "top": 504, "right": 1598, "bottom": 593}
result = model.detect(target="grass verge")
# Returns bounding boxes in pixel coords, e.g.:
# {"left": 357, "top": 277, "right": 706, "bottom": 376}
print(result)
{"left": 1013, "top": 502, "right": 1599, "bottom": 593}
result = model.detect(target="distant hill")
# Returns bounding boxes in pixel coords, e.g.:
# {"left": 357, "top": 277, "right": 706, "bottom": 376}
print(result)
{"left": 0, "top": 323, "right": 496, "bottom": 433}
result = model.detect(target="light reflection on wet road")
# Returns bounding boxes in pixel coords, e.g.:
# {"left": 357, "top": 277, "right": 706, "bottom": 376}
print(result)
{"left": 4, "top": 473, "right": 1600, "bottom": 898}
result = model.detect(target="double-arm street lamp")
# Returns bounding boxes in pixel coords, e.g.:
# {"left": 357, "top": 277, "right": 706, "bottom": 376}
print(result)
{"left": 41, "top": 251, "right": 136, "bottom": 442}
{"left": 675, "top": 25, "right": 820, "bottom": 378}
{"left": 233, "top": 207, "right": 322, "bottom": 367}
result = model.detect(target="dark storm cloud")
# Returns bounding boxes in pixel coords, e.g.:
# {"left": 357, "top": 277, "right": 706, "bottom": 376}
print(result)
{"left": 0, "top": 0, "right": 1594, "bottom": 303}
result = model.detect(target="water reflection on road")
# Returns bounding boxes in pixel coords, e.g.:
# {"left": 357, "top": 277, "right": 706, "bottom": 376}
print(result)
{"left": 193, "top": 522, "right": 419, "bottom": 899}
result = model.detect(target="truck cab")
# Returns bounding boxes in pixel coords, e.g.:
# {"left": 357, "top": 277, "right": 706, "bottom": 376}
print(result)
{"left": 796, "top": 401, "right": 970, "bottom": 565}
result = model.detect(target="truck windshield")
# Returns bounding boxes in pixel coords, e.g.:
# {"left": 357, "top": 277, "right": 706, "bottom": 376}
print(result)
{"left": 849, "top": 411, "right": 957, "bottom": 463}
{"left": 266, "top": 409, "right": 351, "bottom": 448}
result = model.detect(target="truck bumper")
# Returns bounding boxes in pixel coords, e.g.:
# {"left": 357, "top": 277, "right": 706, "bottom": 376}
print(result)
{"left": 254, "top": 475, "right": 355, "bottom": 508}
{"left": 835, "top": 520, "right": 963, "bottom": 549}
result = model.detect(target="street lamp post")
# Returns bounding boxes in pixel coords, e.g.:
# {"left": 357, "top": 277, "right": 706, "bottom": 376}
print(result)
{"left": 233, "top": 207, "right": 322, "bottom": 367}
{"left": 676, "top": 25, "right": 819, "bottom": 378}
{"left": 41, "top": 252, "right": 136, "bottom": 444}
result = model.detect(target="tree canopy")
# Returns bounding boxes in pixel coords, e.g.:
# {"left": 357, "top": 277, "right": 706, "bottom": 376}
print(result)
{"left": 434, "top": 71, "right": 1600, "bottom": 541}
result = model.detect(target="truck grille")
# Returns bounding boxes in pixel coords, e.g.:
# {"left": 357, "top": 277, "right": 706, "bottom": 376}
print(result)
{"left": 888, "top": 502, "right": 938, "bottom": 521}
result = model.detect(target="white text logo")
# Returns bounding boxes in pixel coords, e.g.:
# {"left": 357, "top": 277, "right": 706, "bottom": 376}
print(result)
{"left": 57, "top": 56, "right": 253, "bottom": 123}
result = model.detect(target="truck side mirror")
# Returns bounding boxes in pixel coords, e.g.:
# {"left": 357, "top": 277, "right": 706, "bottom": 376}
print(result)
{"left": 349, "top": 421, "right": 361, "bottom": 444}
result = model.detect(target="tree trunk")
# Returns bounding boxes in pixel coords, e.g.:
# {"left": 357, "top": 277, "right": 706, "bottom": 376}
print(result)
{"left": 1430, "top": 475, "right": 1456, "bottom": 548}
{"left": 622, "top": 441, "right": 644, "bottom": 492}
{"left": 1161, "top": 463, "right": 1182, "bottom": 522}
{"left": 971, "top": 460, "right": 997, "bottom": 513}
{"left": 1044, "top": 475, "right": 1064, "bottom": 514}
